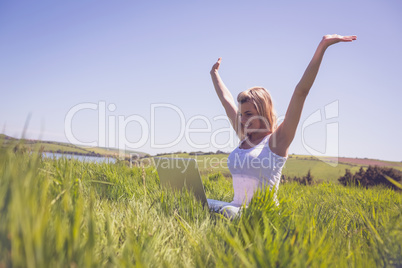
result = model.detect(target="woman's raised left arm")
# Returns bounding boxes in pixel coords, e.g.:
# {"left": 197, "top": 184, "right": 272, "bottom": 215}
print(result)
{"left": 270, "top": 34, "right": 357, "bottom": 157}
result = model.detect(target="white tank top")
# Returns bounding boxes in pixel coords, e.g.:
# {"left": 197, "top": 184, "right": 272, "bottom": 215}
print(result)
{"left": 227, "top": 134, "right": 287, "bottom": 206}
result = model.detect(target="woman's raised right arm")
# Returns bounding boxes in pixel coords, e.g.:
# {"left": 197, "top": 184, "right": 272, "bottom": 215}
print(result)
{"left": 210, "top": 57, "right": 238, "bottom": 132}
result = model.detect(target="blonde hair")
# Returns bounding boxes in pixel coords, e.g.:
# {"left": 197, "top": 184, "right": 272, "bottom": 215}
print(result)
{"left": 236, "top": 87, "right": 277, "bottom": 138}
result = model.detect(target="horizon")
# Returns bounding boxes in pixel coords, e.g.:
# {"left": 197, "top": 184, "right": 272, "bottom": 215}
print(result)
{"left": 2, "top": 132, "right": 400, "bottom": 164}
{"left": 1, "top": 0, "right": 401, "bottom": 162}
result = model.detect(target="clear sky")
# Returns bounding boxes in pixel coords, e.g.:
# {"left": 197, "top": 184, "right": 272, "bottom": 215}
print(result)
{"left": 1, "top": 0, "right": 401, "bottom": 161}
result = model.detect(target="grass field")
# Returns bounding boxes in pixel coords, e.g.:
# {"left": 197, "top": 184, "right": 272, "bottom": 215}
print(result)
{"left": 1, "top": 147, "right": 401, "bottom": 267}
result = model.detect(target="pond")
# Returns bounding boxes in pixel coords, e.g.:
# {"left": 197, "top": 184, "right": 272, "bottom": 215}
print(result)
{"left": 42, "top": 152, "right": 116, "bottom": 164}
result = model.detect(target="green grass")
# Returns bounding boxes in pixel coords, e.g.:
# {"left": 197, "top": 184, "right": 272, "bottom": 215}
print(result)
{"left": 282, "top": 157, "right": 361, "bottom": 183}
{"left": 1, "top": 147, "right": 402, "bottom": 267}
{"left": 80, "top": 146, "right": 148, "bottom": 158}
{"left": 29, "top": 142, "right": 92, "bottom": 154}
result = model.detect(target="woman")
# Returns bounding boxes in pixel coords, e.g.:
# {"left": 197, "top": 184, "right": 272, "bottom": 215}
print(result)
{"left": 210, "top": 34, "right": 357, "bottom": 216}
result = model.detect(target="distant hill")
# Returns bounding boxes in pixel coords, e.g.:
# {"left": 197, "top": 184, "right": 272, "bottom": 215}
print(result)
{"left": 0, "top": 134, "right": 148, "bottom": 158}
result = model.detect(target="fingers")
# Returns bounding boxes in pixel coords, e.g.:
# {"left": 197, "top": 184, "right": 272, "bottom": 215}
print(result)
{"left": 211, "top": 57, "right": 222, "bottom": 72}
{"left": 341, "top": 35, "right": 357, "bottom": 40}
{"left": 324, "top": 34, "right": 357, "bottom": 40}
{"left": 215, "top": 57, "right": 222, "bottom": 68}
{"left": 340, "top": 35, "right": 357, "bottom": 42}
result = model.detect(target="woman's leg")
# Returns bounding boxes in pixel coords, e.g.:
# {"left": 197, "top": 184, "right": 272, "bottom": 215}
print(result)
{"left": 219, "top": 205, "right": 241, "bottom": 219}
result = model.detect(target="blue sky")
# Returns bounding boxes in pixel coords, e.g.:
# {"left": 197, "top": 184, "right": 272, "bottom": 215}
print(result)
{"left": 1, "top": 0, "right": 401, "bottom": 161}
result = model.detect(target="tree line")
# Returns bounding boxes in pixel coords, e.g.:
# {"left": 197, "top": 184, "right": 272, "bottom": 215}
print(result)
{"left": 281, "top": 166, "right": 402, "bottom": 190}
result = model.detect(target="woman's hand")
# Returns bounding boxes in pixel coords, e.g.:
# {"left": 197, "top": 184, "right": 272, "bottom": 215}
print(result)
{"left": 210, "top": 57, "right": 222, "bottom": 74}
{"left": 321, "top": 34, "right": 357, "bottom": 48}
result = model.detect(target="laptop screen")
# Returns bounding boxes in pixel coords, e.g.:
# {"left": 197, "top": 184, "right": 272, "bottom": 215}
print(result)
{"left": 154, "top": 157, "right": 208, "bottom": 205}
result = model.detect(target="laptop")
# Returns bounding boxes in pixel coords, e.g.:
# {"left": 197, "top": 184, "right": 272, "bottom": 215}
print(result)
{"left": 153, "top": 157, "right": 233, "bottom": 212}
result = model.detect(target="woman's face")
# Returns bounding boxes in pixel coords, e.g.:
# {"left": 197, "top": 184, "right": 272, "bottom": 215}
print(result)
{"left": 239, "top": 101, "right": 264, "bottom": 134}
